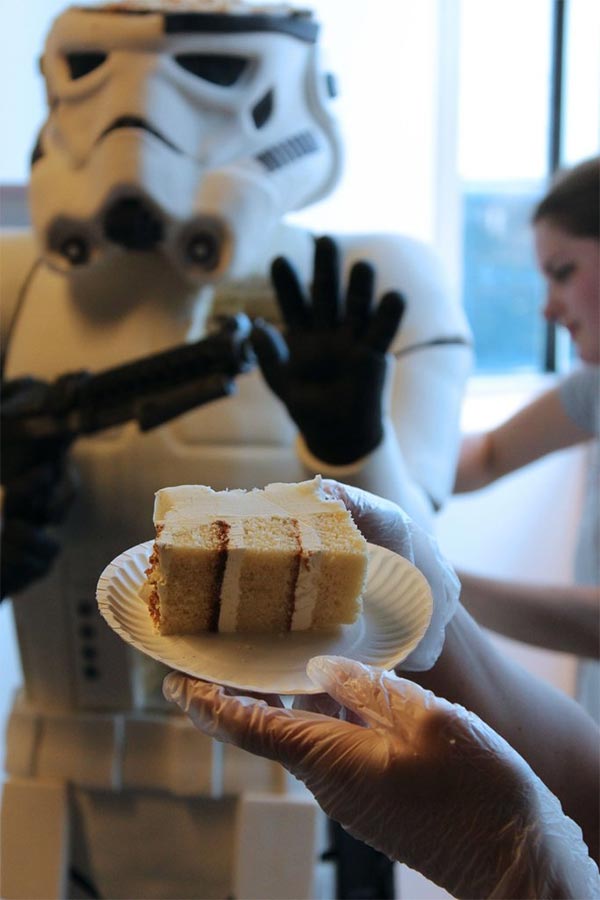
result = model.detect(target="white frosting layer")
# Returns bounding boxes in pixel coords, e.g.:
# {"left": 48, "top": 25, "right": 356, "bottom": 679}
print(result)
{"left": 154, "top": 476, "right": 341, "bottom": 531}
{"left": 218, "top": 521, "right": 245, "bottom": 632}
{"left": 290, "top": 520, "right": 322, "bottom": 630}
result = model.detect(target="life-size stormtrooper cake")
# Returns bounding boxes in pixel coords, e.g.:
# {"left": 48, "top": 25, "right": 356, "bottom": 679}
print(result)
{"left": 0, "top": 2, "right": 472, "bottom": 898}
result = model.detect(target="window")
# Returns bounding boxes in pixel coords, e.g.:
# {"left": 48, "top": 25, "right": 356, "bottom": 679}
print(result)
{"left": 457, "top": 0, "right": 599, "bottom": 375}
{"left": 457, "top": 0, "right": 552, "bottom": 375}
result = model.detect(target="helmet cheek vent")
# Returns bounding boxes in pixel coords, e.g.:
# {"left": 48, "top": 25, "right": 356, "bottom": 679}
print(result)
{"left": 103, "top": 196, "right": 164, "bottom": 251}
{"left": 252, "top": 89, "right": 274, "bottom": 129}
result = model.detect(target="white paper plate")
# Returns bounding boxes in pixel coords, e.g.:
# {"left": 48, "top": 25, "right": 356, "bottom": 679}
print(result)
{"left": 97, "top": 540, "right": 433, "bottom": 694}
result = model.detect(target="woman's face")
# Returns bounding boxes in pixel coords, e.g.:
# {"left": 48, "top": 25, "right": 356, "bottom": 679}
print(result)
{"left": 534, "top": 219, "right": 600, "bottom": 364}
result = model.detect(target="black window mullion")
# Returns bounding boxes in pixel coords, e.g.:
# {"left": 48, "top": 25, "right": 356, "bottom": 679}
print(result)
{"left": 544, "top": 0, "right": 567, "bottom": 372}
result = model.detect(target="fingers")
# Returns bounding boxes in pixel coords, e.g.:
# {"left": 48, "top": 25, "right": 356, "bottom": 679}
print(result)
{"left": 164, "top": 675, "right": 281, "bottom": 760}
{"left": 271, "top": 238, "right": 343, "bottom": 332}
{"left": 306, "top": 656, "right": 441, "bottom": 741}
{"left": 270, "top": 238, "right": 406, "bottom": 346}
{"left": 250, "top": 319, "right": 289, "bottom": 398}
{"left": 320, "top": 479, "right": 416, "bottom": 559}
{"left": 292, "top": 691, "right": 343, "bottom": 719}
{"left": 162, "top": 661, "right": 454, "bottom": 796}
{"left": 293, "top": 690, "right": 369, "bottom": 727}
{"left": 345, "top": 261, "right": 375, "bottom": 336}
{"left": 311, "top": 236, "right": 340, "bottom": 328}
{"left": 270, "top": 257, "right": 310, "bottom": 329}
{"left": 365, "top": 291, "right": 405, "bottom": 354}
{"left": 163, "top": 672, "right": 359, "bottom": 771}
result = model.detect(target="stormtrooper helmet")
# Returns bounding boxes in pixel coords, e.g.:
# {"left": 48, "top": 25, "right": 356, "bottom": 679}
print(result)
{"left": 29, "top": 0, "right": 343, "bottom": 281}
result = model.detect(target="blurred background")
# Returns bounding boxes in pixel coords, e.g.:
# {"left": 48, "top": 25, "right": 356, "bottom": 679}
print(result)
{"left": 1, "top": 1, "right": 598, "bottom": 897}
{"left": 2, "top": 0, "right": 598, "bottom": 375}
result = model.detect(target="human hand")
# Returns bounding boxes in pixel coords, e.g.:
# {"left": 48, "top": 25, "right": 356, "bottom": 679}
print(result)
{"left": 164, "top": 657, "right": 600, "bottom": 900}
{"left": 252, "top": 236, "right": 405, "bottom": 465}
{"left": 323, "top": 479, "right": 459, "bottom": 671}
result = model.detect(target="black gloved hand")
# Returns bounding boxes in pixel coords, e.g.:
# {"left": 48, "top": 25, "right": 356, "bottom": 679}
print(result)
{"left": 1, "top": 516, "right": 61, "bottom": 599}
{"left": 1, "top": 377, "right": 75, "bottom": 483}
{"left": 252, "top": 236, "right": 405, "bottom": 465}
{"left": 1, "top": 377, "right": 77, "bottom": 599}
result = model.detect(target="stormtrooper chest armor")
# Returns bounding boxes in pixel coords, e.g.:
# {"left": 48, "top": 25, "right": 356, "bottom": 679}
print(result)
{"left": 5, "top": 249, "right": 307, "bottom": 714}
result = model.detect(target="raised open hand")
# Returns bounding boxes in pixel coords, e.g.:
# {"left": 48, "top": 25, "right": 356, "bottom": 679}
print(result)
{"left": 252, "top": 236, "right": 405, "bottom": 465}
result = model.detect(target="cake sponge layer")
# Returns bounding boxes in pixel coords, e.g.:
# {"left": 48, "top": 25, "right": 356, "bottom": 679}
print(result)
{"left": 144, "top": 477, "right": 368, "bottom": 635}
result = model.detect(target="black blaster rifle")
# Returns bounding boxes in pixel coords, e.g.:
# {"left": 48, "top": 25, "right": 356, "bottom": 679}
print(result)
{"left": 1, "top": 314, "right": 255, "bottom": 480}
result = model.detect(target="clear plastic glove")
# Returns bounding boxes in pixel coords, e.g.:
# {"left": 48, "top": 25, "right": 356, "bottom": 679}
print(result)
{"left": 323, "top": 479, "right": 459, "bottom": 671}
{"left": 252, "top": 236, "right": 405, "bottom": 465}
{"left": 163, "top": 657, "right": 600, "bottom": 900}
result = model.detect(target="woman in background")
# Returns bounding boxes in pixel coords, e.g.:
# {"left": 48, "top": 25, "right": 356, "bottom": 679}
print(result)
{"left": 454, "top": 156, "right": 600, "bottom": 717}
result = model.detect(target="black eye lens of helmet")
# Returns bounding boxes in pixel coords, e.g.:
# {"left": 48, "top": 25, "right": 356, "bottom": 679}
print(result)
{"left": 65, "top": 52, "right": 107, "bottom": 80}
{"left": 174, "top": 54, "right": 247, "bottom": 86}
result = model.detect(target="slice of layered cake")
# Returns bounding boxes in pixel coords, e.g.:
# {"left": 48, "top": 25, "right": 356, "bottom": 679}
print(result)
{"left": 143, "top": 477, "right": 368, "bottom": 635}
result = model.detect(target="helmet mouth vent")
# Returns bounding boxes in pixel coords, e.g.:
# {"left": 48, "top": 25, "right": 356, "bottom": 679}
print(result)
{"left": 103, "top": 195, "right": 165, "bottom": 250}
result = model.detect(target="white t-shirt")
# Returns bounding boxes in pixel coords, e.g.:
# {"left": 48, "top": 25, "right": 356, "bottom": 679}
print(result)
{"left": 559, "top": 365, "right": 600, "bottom": 586}
{"left": 559, "top": 364, "right": 600, "bottom": 723}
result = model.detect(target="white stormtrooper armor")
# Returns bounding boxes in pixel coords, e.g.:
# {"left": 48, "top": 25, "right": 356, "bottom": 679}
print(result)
{"left": 30, "top": 1, "right": 342, "bottom": 282}
{"left": 1, "top": 3, "right": 472, "bottom": 898}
